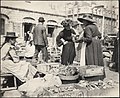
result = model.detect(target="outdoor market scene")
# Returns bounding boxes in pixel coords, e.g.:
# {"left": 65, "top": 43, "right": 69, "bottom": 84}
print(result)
{"left": 0, "top": 0, "right": 119, "bottom": 97}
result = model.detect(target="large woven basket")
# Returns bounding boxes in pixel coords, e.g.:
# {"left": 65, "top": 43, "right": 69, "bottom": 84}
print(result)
{"left": 59, "top": 74, "right": 79, "bottom": 81}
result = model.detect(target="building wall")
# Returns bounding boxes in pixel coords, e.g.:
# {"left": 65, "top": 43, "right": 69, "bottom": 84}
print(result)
{"left": 67, "top": 1, "right": 118, "bottom": 37}
{"left": 1, "top": 6, "right": 65, "bottom": 44}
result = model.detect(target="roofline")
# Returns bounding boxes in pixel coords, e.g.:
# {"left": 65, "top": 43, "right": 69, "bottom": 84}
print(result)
{"left": 1, "top": 6, "right": 66, "bottom": 18}
{"left": 68, "top": 13, "right": 117, "bottom": 20}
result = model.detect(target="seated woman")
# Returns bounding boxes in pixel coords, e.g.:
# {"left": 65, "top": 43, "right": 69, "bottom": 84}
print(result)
{"left": 1, "top": 32, "right": 42, "bottom": 83}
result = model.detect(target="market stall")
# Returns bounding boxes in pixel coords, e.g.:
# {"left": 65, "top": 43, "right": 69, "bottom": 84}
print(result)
{"left": 10, "top": 64, "right": 118, "bottom": 97}
{"left": 1, "top": 62, "right": 119, "bottom": 97}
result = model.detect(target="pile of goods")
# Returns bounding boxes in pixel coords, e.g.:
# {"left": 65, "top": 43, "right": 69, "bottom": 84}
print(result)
{"left": 36, "top": 63, "right": 60, "bottom": 75}
{"left": 58, "top": 66, "right": 79, "bottom": 81}
{"left": 77, "top": 79, "right": 119, "bottom": 96}
{"left": 38, "top": 84, "right": 87, "bottom": 97}
{"left": 59, "top": 66, "right": 78, "bottom": 76}
{"left": 78, "top": 79, "right": 118, "bottom": 91}
{"left": 24, "top": 79, "right": 118, "bottom": 97}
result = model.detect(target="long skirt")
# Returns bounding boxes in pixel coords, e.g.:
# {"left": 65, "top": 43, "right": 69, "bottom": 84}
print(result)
{"left": 112, "top": 38, "right": 119, "bottom": 72}
{"left": 61, "top": 42, "right": 76, "bottom": 65}
{"left": 1, "top": 60, "right": 38, "bottom": 82}
{"left": 85, "top": 38, "right": 104, "bottom": 66}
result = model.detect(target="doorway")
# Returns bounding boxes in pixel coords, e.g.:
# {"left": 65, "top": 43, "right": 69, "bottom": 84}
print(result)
{"left": 24, "top": 23, "right": 33, "bottom": 33}
{"left": 47, "top": 25, "right": 55, "bottom": 37}
{"left": 23, "top": 23, "right": 35, "bottom": 41}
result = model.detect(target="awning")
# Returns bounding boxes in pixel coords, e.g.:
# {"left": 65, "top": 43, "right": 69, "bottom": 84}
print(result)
{"left": 23, "top": 17, "right": 36, "bottom": 24}
{"left": 47, "top": 20, "right": 58, "bottom": 26}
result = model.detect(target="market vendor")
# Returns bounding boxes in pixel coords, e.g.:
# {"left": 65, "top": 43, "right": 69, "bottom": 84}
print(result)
{"left": 1, "top": 32, "right": 43, "bottom": 83}
{"left": 56, "top": 19, "right": 76, "bottom": 65}
{"left": 77, "top": 14, "right": 104, "bottom": 66}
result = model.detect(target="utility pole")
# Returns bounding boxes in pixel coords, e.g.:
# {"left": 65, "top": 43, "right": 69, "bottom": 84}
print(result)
{"left": 65, "top": 3, "right": 67, "bottom": 18}
{"left": 101, "top": 8, "right": 105, "bottom": 39}
{"left": 110, "top": 0, "right": 113, "bottom": 34}
{"left": 72, "top": 5, "right": 75, "bottom": 20}
{"left": 92, "top": 5, "right": 104, "bottom": 39}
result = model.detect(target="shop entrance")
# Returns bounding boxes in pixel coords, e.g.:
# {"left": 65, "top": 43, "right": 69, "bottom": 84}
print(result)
{"left": 24, "top": 23, "right": 33, "bottom": 33}
{"left": 23, "top": 23, "right": 35, "bottom": 41}
{"left": 47, "top": 25, "right": 55, "bottom": 37}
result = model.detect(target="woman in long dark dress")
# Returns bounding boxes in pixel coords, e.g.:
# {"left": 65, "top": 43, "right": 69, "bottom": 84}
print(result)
{"left": 56, "top": 19, "right": 76, "bottom": 65}
{"left": 77, "top": 14, "right": 104, "bottom": 66}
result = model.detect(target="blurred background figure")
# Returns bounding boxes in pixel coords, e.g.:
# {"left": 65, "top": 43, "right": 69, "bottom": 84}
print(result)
{"left": 28, "top": 31, "right": 33, "bottom": 41}
{"left": 110, "top": 32, "right": 119, "bottom": 72}
{"left": 71, "top": 21, "right": 84, "bottom": 63}
{"left": 24, "top": 31, "right": 30, "bottom": 43}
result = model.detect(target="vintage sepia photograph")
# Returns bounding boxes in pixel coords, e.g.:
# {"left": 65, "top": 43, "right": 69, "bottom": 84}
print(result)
{"left": 0, "top": 0, "right": 119, "bottom": 97}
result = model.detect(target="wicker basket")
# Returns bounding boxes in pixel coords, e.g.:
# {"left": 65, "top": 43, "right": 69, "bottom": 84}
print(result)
{"left": 59, "top": 74, "right": 79, "bottom": 81}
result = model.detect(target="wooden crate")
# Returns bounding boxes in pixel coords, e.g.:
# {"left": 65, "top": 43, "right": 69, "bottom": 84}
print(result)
{"left": 1, "top": 73, "right": 17, "bottom": 91}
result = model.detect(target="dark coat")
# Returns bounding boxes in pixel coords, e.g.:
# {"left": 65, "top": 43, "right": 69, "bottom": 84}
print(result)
{"left": 112, "top": 32, "right": 119, "bottom": 71}
{"left": 56, "top": 29, "right": 76, "bottom": 65}
{"left": 81, "top": 24, "right": 104, "bottom": 66}
{"left": 33, "top": 24, "right": 48, "bottom": 46}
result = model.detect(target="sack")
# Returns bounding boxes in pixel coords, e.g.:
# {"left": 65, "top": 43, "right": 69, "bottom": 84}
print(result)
{"left": 18, "top": 74, "right": 62, "bottom": 97}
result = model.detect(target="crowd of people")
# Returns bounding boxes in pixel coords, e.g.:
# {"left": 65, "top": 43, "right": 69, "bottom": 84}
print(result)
{"left": 1, "top": 14, "right": 119, "bottom": 86}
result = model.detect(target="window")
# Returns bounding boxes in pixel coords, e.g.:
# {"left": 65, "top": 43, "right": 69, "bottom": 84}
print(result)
{"left": 0, "top": 18, "right": 5, "bottom": 35}
{"left": 47, "top": 20, "right": 57, "bottom": 37}
{"left": 47, "top": 26, "right": 55, "bottom": 37}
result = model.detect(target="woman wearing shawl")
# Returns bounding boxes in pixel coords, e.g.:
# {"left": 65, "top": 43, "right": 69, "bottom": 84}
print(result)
{"left": 56, "top": 19, "right": 76, "bottom": 65}
{"left": 77, "top": 14, "right": 104, "bottom": 66}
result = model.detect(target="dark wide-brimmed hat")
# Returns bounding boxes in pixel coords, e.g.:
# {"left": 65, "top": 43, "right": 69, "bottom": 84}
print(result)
{"left": 3, "top": 32, "right": 18, "bottom": 38}
{"left": 77, "top": 14, "right": 96, "bottom": 23}
{"left": 38, "top": 17, "right": 45, "bottom": 22}
{"left": 61, "top": 19, "right": 72, "bottom": 27}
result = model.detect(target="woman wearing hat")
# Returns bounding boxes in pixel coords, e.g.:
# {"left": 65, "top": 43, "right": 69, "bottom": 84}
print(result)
{"left": 56, "top": 19, "right": 76, "bottom": 65}
{"left": 1, "top": 32, "right": 42, "bottom": 83}
{"left": 77, "top": 14, "right": 104, "bottom": 66}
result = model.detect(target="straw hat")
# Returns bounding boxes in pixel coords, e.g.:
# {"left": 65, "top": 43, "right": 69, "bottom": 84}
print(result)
{"left": 77, "top": 14, "right": 96, "bottom": 23}
{"left": 3, "top": 32, "right": 18, "bottom": 38}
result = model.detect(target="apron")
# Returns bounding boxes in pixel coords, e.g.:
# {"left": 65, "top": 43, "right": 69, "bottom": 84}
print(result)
{"left": 79, "top": 31, "right": 86, "bottom": 66}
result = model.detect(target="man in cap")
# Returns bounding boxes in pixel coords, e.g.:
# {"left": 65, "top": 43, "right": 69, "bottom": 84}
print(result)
{"left": 32, "top": 17, "right": 48, "bottom": 63}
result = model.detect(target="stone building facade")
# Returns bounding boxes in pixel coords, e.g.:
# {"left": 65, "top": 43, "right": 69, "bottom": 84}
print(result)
{"left": 1, "top": 6, "right": 65, "bottom": 44}
{"left": 66, "top": 1, "right": 119, "bottom": 39}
